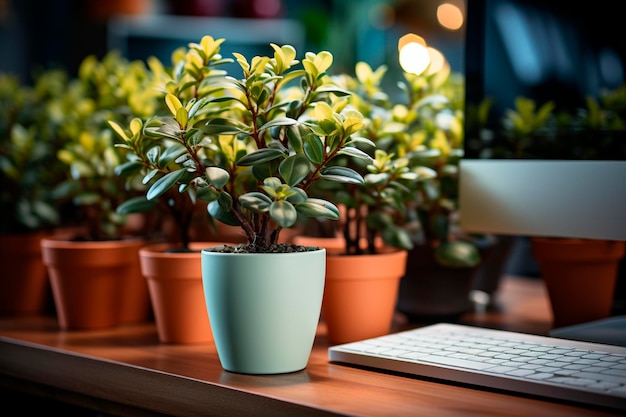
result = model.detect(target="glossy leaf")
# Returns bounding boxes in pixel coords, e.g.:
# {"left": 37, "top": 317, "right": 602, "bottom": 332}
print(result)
{"left": 279, "top": 154, "right": 310, "bottom": 186}
{"left": 269, "top": 200, "right": 298, "bottom": 228}
{"left": 320, "top": 166, "right": 364, "bottom": 184}
{"left": 337, "top": 146, "right": 373, "bottom": 161}
{"left": 239, "top": 192, "right": 272, "bottom": 212}
{"left": 205, "top": 166, "right": 229, "bottom": 189}
{"left": 116, "top": 196, "right": 158, "bottom": 214}
{"left": 146, "top": 168, "right": 187, "bottom": 200}
{"left": 258, "top": 117, "right": 298, "bottom": 132}
{"left": 295, "top": 198, "right": 340, "bottom": 220}
{"left": 237, "top": 148, "right": 286, "bottom": 166}
{"left": 302, "top": 131, "right": 325, "bottom": 164}
{"left": 196, "top": 183, "right": 220, "bottom": 202}
{"left": 207, "top": 200, "right": 239, "bottom": 226}
{"left": 114, "top": 160, "right": 143, "bottom": 177}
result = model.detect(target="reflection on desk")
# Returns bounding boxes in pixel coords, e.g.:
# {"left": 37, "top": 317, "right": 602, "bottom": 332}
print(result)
{"left": 0, "top": 276, "right": 622, "bottom": 417}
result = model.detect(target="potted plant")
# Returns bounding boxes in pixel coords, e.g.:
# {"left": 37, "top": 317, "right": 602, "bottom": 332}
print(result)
{"left": 293, "top": 61, "right": 439, "bottom": 343}
{"left": 296, "top": 58, "right": 489, "bottom": 340}
{"left": 493, "top": 95, "right": 626, "bottom": 328}
{"left": 0, "top": 70, "right": 69, "bottom": 316}
{"left": 109, "top": 35, "right": 369, "bottom": 373}
{"left": 383, "top": 64, "right": 491, "bottom": 323}
{"left": 40, "top": 51, "right": 158, "bottom": 329}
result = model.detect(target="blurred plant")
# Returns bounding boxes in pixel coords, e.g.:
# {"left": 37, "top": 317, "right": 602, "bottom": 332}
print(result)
{"left": 51, "top": 51, "right": 164, "bottom": 241}
{"left": 0, "top": 70, "right": 70, "bottom": 233}
{"left": 474, "top": 84, "right": 626, "bottom": 160}
{"left": 309, "top": 60, "right": 480, "bottom": 266}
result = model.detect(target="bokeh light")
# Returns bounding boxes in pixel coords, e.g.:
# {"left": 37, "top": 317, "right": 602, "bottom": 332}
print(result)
{"left": 437, "top": 3, "right": 464, "bottom": 31}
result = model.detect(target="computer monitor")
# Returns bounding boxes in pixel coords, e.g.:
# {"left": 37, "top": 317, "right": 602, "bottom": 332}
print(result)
{"left": 460, "top": 0, "right": 626, "bottom": 241}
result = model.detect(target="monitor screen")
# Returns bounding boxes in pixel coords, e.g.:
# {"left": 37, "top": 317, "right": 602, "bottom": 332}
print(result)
{"left": 460, "top": 0, "right": 626, "bottom": 241}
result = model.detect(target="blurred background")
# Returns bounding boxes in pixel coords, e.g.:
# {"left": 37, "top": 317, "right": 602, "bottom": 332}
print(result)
{"left": 0, "top": 0, "right": 466, "bottom": 85}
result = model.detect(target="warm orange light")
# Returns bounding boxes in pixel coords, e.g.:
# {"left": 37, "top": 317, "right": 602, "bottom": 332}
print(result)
{"left": 437, "top": 3, "right": 464, "bottom": 31}
{"left": 398, "top": 33, "right": 427, "bottom": 52}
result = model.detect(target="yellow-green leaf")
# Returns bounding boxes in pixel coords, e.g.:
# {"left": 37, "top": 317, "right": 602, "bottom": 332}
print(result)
{"left": 165, "top": 93, "right": 183, "bottom": 117}
{"left": 108, "top": 120, "right": 129, "bottom": 142}
{"left": 314, "top": 51, "right": 333, "bottom": 73}
{"left": 313, "top": 102, "right": 334, "bottom": 121}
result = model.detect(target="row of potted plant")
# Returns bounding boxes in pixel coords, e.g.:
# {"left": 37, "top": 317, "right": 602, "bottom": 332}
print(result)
{"left": 1, "top": 35, "right": 489, "bottom": 374}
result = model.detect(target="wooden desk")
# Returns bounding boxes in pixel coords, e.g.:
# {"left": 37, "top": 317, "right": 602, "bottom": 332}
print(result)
{"left": 0, "top": 276, "right": 622, "bottom": 417}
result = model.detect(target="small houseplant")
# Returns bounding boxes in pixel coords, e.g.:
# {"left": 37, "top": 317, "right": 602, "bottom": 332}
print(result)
{"left": 297, "top": 59, "right": 486, "bottom": 337}
{"left": 382, "top": 64, "right": 489, "bottom": 322}
{"left": 309, "top": 60, "right": 482, "bottom": 264}
{"left": 109, "top": 35, "right": 369, "bottom": 372}
{"left": 0, "top": 71, "right": 69, "bottom": 235}
{"left": 40, "top": 51, "right": 159, "bottom": 329}
{"left": 294, "top": 61, "right": 443, "bottom": 343}
{"left": 51, "top": 50, "right": 163, "bottom": 241}
{"left": 0, "top": 70, "right": 70, "bottom": 315}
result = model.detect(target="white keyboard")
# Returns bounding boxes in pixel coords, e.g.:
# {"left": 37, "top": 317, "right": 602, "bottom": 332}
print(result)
{"left": 328, "top": 323, "right": 626, "bottom": 411}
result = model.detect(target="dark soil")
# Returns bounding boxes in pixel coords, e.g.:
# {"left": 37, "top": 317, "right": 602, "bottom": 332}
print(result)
{"left": 204, "top": 243, "right": 320, "bottom": 253}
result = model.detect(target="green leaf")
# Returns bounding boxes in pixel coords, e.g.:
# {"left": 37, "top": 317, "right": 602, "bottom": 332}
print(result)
{"left": 159, "top": 143, "right": 187, "bottom": 166}
{"left": 146, "top": 169, "right": 187, "bottom": 200}
{"left": 381, "top": 226, "right": 413, "bottom": 250}
{"left": 337, "top": 146, "right": 373, "bottom": 161}
{"left": 196, "top": 184, "right": 220, "bottom": 202}
{"left": 262, "top": 176, "right": 282, "bottom": 191}
{"left": 258, "top": 117, "right": 298, "bottom": 132}
{"left": 347, "top": 136, "right": 376, "bottom": 148}
{"left": 295, "top": 198, "right": 340, "bottom": 220}
{"left": 201, "top": 119, "right": 245, "bottom": 135}
{"left": 269, "top": 200, "right": 297, "bottom": 228}
{"left": 320, "top": 166, "right": 364, "bottom": 184}
{"left": 217, "top": 189, "right": 233, "bottom": 213}
{"left": 116, "top": 196, "right": 158, "bottom": 214}
{"left": 286, "top": 187, "right": 307, "bottom": 204}
{"left": 142, "top": 169, "right": 159, "bottom": 185}
{"left": 207, "top": 200, "right": 239, "bottom": 226}
{"left": 435, "top": 241, "right": 481, "bottom": 268}
{"left": 146, "top": 146, "right": 160, "bottom": 165}
{"left": 239, "top": 192, "right": 272, "bottom": 212}
{"left": 114, "top": 160, "right": 143, "bottom": 177}
{"left": 314, "top": 85, "right": 351, "bottom": 96}
{"left": 237, "top": 148, "right": 286, "bottom": 166}
{"left": 279, "top": 154, "right": 310, "bottom": 186}
{"left": 302, "top": 131, "right": 324, "bottom": 164}
{"left": 251, "top": 159, "right": 280, "bottom": 181}
{"left": 286, "top": 124, "right": 305, "bottom": 153}
{"left": 205, "top": 166, "right": 229, "bottom": 189}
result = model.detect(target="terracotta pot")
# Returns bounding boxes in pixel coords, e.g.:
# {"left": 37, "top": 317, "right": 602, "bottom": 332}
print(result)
{"left": 294, "top": 236, "right": 406, "bottom": 344}
{"left": 531, "top": 238, "right": 626, "bottom": 328}
{"left": 0, "top": 231, "right": 51, "bottom": 316}
{"left": 119, "top": 244, "right": 152, "bottom": 325}
{"left": 41, "top": 236, "right": 145, "bottom": 330}
{"left": 140, "top": 242, "right": 216, "bottom": 344}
